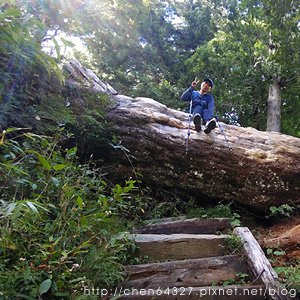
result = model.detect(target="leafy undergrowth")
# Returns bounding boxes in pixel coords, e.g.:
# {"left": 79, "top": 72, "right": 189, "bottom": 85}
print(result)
{"left": 262, "top": 219, "right": 300, "bottom": 294}
{"left": 0, "top": 129, "right": 145, "bottom": 299}
{"left": 274, "top": 260, "right": 300, "bottom": 292}
{"left": 186, "top": 203, "right": 242, "bottom": 228}
{"left": 1, "top": 129, "right": 298, "bottom": 298}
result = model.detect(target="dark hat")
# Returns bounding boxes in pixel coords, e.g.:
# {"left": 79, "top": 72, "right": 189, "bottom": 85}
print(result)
{"left": 204, "top": 78, "right": 214, "bottom": 89}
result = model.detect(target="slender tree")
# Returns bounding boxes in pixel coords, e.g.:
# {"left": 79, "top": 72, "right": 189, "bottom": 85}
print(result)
{"left": 261, "top": 0, "right": 300, "bottom": 132}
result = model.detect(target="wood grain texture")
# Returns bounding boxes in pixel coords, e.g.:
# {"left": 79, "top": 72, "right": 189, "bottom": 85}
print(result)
{"left": 124, "top": 255, "right": 247, "bottom": 289}
{"left": 234, "top": 227, "right": 293, "bottom": 300}
{"left": 135, "top": 218, "right": 231, "bottom": 234}
{"left": 64, "top": 59, "right": 300, "bottom": 212}
{"left": 133, "top": 233, "right": 228, "bottom": 260}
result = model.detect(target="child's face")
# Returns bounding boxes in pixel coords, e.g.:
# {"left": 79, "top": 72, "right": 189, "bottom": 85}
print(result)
{"left": 200, "top": 81, "right": 211, "bottom": 94}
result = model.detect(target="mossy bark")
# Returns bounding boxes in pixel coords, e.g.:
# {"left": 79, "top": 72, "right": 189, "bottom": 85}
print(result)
{"left": 64, "top": 59, "right": 300, "bottom": 212}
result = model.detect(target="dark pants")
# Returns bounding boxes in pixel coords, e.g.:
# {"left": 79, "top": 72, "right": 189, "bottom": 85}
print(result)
{"left": 193, "top": 105, "right": 213, "bottom": 123}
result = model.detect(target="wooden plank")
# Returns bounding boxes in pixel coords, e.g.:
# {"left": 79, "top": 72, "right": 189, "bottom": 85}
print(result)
{"left": 133, "top": 233, "right": 228, "bottom": 260}
{"left": 135, "top": 218, "right": 231, "bottom": 235}
{"left": 124, "top": 255, "right": 247, "bottom": 289}
{"left": 234, "top": 227, "right": 293, "bottom": 300}
{"left": 116, "top": 285, "right": 266, "bottom": 299}
{"left": 143, "top": 216, "right": 187, "bottom": 225}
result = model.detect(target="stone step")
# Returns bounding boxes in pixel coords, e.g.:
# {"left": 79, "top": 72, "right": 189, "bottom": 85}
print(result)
{"left": 133, "top": 233, "right": 229, "bottom": 260}
{"left": 124, "top": 255, "right": 250, "bottom": 289}
{"left": 115, "top": 285, "right": 266, "bottom": 299}
{"left": 136, "top": 218, "right": 230, "bottom": 235}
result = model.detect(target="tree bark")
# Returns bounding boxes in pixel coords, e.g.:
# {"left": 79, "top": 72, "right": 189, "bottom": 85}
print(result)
{"left": 266, "top": 77, "right": 281, "bottom": 132}
{"left": 124, "top": 255, "right": 248, "bottom": 289}
{"left": 234, "top": 227, "right": 292, "bottom": 300}
{"left": 64, "top": 59, "right": 300, "bottom": 212}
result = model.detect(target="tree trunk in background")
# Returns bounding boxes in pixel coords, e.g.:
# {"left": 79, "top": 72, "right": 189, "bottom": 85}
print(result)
{"left": 266, "top": 77, "right": 281, "bottom": 132}
{"left": 64, "top": 60, "right": 300, "bottom": 213}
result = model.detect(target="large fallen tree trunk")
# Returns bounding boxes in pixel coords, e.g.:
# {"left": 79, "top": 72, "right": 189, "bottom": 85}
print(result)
{"left": 64, "top": 59, "right": 300, "bottom": 212}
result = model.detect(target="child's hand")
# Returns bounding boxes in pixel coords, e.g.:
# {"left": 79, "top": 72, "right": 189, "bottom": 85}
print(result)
{"left": 191, "top": 80, "right": 199, "bottom": 87}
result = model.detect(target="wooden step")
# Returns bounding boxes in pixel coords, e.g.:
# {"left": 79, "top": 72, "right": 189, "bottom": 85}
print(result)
{"left": 136, "top": 218, "right": 230, "bottom": 235}
{"left": 143, "top": 216, "right": 187, "bottom": 225}
{"left": 116, "top": 285, "right": 266, "bottom": 299}
{"left": 133, "top": 233, "right": 228, "bottom": 260}
{"left": 124, "top": 255, "right": 249, "bottom": 289}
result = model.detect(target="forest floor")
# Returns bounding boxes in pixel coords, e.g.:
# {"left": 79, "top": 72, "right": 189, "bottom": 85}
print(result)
{"left": 255, "top": 215, "right": 300, "bottom": 262}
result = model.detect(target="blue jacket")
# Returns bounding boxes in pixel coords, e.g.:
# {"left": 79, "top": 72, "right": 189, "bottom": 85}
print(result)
{"left": 181, "top": 87, "right": 215, "bottom": 121}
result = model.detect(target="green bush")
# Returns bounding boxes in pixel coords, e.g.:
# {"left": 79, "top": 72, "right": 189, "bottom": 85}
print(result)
{"left": 186, "top": 203, "right": 241, "bottom": 227}
{"left": 0, "top": 129, "right": 142, "bottom": 299}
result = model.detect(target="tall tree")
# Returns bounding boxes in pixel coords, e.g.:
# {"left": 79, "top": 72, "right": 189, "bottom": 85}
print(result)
{"left": 259, "top": 0, "right": 300, "bottom": 133}
{"left": 80, "top": 0, "right": 219, "bottom": 107}
{"left": 170, "top": 0, "right": 218, "bottom": 53}
{"left": 82, "top": 0, "right": 181, "bottom": 100}
{"left": 187, "top": 0, "right": 300, "bottom": 135}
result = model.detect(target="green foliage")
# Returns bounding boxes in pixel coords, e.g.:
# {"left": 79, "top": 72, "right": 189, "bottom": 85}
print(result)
{"left": 266, "top": 247, "right": 299, "bottom": 292}
{"left": 269, "top": 204, "right": 295, "bottom": 217}
{"left": 186, "top": 0, "right": 300, "bottom": 134}
{"left": 274, "top": 263, "right": 300, "bottom": 292}
{"left": 148, "top": 201, "right": 181, "bottom": 220}
{"left": 218, "top": 272, "right": 249, "bottom": 286}
{"left": 81, "top": 0, "right": 187, "bottom": 103}
{"left": 2, "top": 0, "right": 299, "bottom": 136}
{"left": 1, "top": 0, "right": 299, "bottom": 296}
{"left": 142, "top": 191, "right": 190, "bottom": 220}
{"left": 0, "top": 5, "right": 64, "bottom": 129}
{"left": 281, "top": 83, "right": 300, "bottom": 137}
{"left": 186, "top": 203, "right": 241, "bottom": 228}
{"left": 0, "top": 129, "right": 143, "bottom": 298}
{"left": 34, "top": 91, "right": 111, "bottom": 156}
{"left": 225, "top": 235, "right": 244, "bottom": 255}
{"left": 187, "top": 19, "right": 268, "bottom": 129}
{"left": 266, "top": 248, "right": 286, "bottom": 258}
{"left": 7, "top": 0, "right": 90, "bottom": 40}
